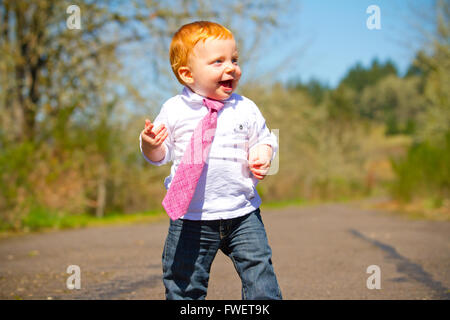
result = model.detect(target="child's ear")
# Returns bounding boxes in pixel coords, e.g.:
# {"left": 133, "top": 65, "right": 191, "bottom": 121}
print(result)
{"left": 178, "top": 66, "right": 194, "bottom": 85}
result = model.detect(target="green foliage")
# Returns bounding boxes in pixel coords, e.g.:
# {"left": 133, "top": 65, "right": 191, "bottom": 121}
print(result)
{"left": 241, "top": 83, "right": 384, "bottom": 204}
{"left": 413, "top": 18, "right": 450, "bottom": 145}
{"left": 0, "top": 142, "right": 36, "bottom": 211}
{"left": 340, "top": 59, "right": 398, "bottom": 92}
{"left": 358, "top": 75, "right": 426, "bottom": 135}
{"left": 0, "top": 0, "right": 292, "bottom": 231}
{"left": 0, "top": 204, "right": 165, "bottom": 232}
{"left": 331, "top": 59, "right": 415, "bottom": 134}
{"left": 388, "top": 0, "right": 450, "bottom": 209}
{"left": 390, "top": 130, "right": 450, "bottom": 204}
{"left": 1, "top": 0, "right": 448, "bottom": 232}
{"left": 18, "top": 206, "right": 74, "bottom": 232}
{"left": 405, "top": 51, "right": 430, "bottom": 79}
{"left": 325, "top": 84, "right": 358, "bottom": 121}
{"left": 287, "top": 78, "right": 330, "bottom": 105}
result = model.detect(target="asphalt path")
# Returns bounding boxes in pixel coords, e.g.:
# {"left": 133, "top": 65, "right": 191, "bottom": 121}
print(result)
{"left": 1, "top": 200, "right": 449, "bottom": 300}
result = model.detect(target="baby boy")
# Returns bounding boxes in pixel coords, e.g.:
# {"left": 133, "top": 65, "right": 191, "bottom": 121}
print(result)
{"left": 139, "top": 21, "right": 281, "bottom": 300}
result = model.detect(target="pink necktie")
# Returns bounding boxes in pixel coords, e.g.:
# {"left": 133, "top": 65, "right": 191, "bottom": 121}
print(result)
{"left": 162, "top": 98, "right": 225, "bottom": 220}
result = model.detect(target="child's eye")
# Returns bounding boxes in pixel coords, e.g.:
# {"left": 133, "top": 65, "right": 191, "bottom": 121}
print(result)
{"left": 214, "top": 59, "right": 223, "bottom": 64}
{"left": 232, "top": 58, "right": 239, "bottom": 64}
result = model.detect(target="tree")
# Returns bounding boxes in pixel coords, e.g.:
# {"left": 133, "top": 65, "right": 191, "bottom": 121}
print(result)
{"left": 339, "top": 59, "right": 398, "bottom": 93}
{"left": 0, "top": 0, "right": 290, "bottom": 145}
{"left": 0, "top": 0, "right": 293, "bottom": 222}
{"left": 359, "top": 75, "right": 426, "bottom": 135}
{"left": 413, "top": 0, "right": 450, "bottom": 145}
{"left": 287, "top": 78, "right": 330, "bottom": 105}
{"left": 388, "top": 0, "right": 450, "bottom": 207}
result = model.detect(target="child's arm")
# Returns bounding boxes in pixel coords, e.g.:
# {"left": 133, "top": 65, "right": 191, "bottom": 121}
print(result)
{"left": 247, "top": 101, "right": 278, "bottom": 180}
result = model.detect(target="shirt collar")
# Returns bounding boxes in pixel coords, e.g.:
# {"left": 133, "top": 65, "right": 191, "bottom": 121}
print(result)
{"left": 181, "top": 86, "right": 237, "bottom": 107}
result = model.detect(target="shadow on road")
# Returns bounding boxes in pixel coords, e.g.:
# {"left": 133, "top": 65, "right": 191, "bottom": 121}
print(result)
{"left": 348, "top": 229, "right": 450, "bottom": 300}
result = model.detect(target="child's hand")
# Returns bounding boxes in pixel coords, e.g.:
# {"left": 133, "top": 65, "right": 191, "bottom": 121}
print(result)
{"left": 248, "top": 144, "right": 273, "bottom": 180}
{"left": 140, "top": 119, "right": 168, "bottom": 149}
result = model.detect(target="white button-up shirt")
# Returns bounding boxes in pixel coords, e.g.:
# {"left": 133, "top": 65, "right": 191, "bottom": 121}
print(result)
{"left": 139, "top": 86, "right": 278, "bottom": 220}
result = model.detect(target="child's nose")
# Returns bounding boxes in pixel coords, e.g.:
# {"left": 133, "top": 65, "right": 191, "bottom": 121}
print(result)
{"left": 224, "top": 60, "right": 236, "bottom": 71}
{"left": 224, "top": 64, "right": 235, "bottom": 74}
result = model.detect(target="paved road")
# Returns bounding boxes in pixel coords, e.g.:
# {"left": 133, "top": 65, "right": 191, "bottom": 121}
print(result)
{"left": 1, "top": 200, "right": 449, "bottom": 300}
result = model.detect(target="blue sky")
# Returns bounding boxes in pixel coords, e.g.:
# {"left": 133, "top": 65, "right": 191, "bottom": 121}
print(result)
{"left": 122, "top": 0, "right": 437, "bottom": 111}
{"left": 246, "top": 0, "right": 436, "bottom": 87}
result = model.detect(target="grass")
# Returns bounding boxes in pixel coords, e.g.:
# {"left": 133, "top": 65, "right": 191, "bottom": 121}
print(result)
{"left": 2, "top": 200, "right": 309, "bottom": 236}
{"left": 368, "top": 197, "right": 450, "bottom": 221}
{"left": 1, "top": 197, "right": 343, "bottom": 237}
{"left": 261, "top": 198, "right": 312, "bottom": 209}
{"left": 2, "top": 194, "right": 447, "bottom": 238}
{"left": 260, "top": 195, "right": 357, "bottom": 210}
{"left": 0, "top": 206, "right": 166, "bottom": 238}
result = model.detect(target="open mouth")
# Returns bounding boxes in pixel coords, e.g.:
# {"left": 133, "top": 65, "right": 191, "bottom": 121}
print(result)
{"left": 219, "top": 80, "right": 233, "bottom": 91}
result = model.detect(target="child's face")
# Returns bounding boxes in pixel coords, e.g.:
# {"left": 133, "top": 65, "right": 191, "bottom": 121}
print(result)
{"left": 182, "top": 37, "right": 241, "bottom": 101}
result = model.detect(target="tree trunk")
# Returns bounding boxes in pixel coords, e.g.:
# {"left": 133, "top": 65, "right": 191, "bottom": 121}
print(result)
{"left": 96, "top": 164, "right": 107, "bottom": 218}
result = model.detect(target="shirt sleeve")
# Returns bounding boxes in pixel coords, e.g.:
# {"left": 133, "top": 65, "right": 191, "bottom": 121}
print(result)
{"left": 248, "top": 101, "right": 278, "bottom": 162}
{"left": 139, "top": 103, "right": 173, "bottom": 166}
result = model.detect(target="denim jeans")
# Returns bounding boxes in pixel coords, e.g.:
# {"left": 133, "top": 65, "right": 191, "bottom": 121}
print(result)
{"left": 162, "top": 208, "right": 282, "bottom": 300}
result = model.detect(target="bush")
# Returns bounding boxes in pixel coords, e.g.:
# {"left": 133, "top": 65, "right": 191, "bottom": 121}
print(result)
{"left": 390, "top": 131, "right": 450, "bottom": 204}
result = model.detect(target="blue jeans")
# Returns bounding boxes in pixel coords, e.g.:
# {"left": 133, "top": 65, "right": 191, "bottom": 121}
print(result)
{"left": 162, "top": 208, "right": 282, "bottom": 300}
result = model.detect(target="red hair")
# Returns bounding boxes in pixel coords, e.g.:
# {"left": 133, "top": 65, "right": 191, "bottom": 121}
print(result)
{"left": 170, "top": 21, "right": 234, "bottom": 85}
